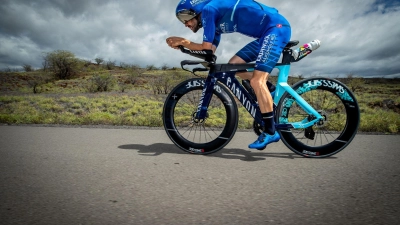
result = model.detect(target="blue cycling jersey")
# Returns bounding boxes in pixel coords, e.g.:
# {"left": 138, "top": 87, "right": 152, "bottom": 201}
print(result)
{"left": 201, "top": 0, "right": 290, "bottom": 47}
{"left": 198, "top": 0, "right": 291, "bottom": 73}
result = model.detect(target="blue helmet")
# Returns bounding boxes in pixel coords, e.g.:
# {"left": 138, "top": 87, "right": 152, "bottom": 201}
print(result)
{"left": 176, "top": 0, "right": 211, "bottom": 24}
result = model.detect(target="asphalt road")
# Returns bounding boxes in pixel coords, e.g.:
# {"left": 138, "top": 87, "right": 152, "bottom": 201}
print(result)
{"left": 0, "top": 125, "right": 399, "bottom": 225}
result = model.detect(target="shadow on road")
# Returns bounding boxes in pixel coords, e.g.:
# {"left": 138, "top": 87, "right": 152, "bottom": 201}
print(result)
{"left": 118, "top": 143, "right": 336, "bottom": 161}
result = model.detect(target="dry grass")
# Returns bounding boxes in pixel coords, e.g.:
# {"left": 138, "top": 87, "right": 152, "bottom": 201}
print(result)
{"left": 0, "top": 70, "right": 399, "bottom": 133}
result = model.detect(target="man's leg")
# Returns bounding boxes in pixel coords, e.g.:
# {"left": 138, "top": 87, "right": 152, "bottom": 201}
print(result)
{"left": 247, "top": 28, "right": 291, "bottom": 149}
{"left": 247, "top": 69, "right": 280, "bottom": 149}
{"left": 230, "top": 37, "right": 282, "bottom": 150}
{"left": 250, "top": 70, "right": 273, "bottom": 112}
{"left": 229, "top": 55, "right": 253, "bottom": 80}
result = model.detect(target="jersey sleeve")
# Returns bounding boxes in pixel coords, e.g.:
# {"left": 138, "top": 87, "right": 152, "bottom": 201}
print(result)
{"left": 212, "top": 33, "right": 221, "bottom": 48}
{"left": 201, "top": 5, "right": 218, "bottom": 45}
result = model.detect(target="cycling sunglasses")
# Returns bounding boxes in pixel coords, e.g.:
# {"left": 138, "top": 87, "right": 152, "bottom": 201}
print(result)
{"left": 176, "top": 9, "right": 197, "bottom": 24}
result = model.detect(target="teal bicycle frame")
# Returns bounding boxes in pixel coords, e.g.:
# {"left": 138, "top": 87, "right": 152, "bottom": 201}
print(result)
{"left": 273, "top": 64, "right": 324, "bottom": 129}
{"left": 191, "top": 56, "right": 324, "bottom": 131}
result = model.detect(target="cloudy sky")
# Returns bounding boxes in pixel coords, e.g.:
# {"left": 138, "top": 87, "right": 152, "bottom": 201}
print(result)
{"left": 1, "top": 0, "right": 399, "bottom": 77}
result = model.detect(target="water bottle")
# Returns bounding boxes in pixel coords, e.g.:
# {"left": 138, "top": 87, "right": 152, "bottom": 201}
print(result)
{"left": 292, "top": 40, "right": 321, "bottom": 61}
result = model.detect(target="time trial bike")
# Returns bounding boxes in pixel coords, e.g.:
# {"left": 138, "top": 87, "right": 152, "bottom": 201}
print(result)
{"left": 162, "top": 40, "right": 360, "bottom": 158}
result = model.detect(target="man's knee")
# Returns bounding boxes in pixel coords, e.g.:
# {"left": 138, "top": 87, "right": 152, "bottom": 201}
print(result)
{"left": 250, "top": 70, "right": 270, "bottom": 90}
{"left": 250, "top": 77, "right": 264, "bottom": 90}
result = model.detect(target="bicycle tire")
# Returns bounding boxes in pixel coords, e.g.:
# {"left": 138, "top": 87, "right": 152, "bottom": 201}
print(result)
{"left": 275, "top": 77, "right": 360, "bottom": 158}
{"left": 163, "top": 78, "right": 238, "bottom": 154}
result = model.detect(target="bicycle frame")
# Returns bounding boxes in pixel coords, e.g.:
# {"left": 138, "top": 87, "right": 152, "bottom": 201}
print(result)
{"left": 191, "top": 51, "right": 325, "bottom": 130}
{"left": 166, "top": 44, "right": 360, "bottom": 157}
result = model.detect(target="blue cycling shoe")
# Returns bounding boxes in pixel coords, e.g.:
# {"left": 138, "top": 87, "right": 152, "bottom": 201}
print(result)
{"left": 248, "top": 131, "right": 280, "bottom": 150}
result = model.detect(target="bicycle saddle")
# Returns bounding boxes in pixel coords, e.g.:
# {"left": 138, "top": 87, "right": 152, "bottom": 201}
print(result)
{"left": 285, "top": 40, "right": 299, "bottom": 49}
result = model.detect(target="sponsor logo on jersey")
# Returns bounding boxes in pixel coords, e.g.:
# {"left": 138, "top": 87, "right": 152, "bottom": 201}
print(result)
{"left": 256, "top": 34, "right": 276, "bottom": 63}
{"left": 220, "top": 22, "right": 227, "bottom": 33}
{"left": 220, "top": 22, "right": 235, "bottom": 33}
{"left": 190, "top": 0, "right": 208, "bottom": 6}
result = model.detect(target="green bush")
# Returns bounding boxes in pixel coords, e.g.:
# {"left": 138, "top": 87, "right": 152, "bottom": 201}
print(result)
{"left": 87, "top": 73, "right": 116, "bottom": 92}
{"left": 43, "top": 50, "right": 79, "bottom": 80}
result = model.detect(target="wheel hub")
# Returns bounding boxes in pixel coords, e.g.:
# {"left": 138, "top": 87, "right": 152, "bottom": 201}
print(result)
{"left": 316, "top": 110, "right": 328, "bottom": 127}
{"left": 191, "top": 112, "right": 208, "bottom": 124}
{"left": 305, "top": 111, "right": 328, "bottom": 140}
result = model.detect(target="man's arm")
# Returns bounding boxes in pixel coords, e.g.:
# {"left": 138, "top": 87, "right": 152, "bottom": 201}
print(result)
{"left": 166, "top": 37, "right": 215, "bottom": 52}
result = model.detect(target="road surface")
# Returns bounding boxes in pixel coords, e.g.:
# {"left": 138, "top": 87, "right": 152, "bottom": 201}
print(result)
{"left": 0, "top": 125, "right": 399, "bottom": 225}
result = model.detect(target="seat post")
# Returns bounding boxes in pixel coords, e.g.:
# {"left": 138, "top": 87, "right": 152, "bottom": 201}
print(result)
{"left": 281, "top": 48, "right": 293, "bottom": 65}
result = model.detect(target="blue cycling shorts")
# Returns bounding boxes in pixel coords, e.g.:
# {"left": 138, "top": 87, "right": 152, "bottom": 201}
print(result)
{"left": 236, "top": 24, "right": 291, "bottom": 73}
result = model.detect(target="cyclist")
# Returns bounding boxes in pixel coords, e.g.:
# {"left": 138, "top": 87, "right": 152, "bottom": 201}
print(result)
{"left": 166, "top": 0, "right": 291, "bottom": 150}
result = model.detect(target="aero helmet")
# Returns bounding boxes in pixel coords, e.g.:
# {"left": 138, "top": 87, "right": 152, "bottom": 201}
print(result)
{"left": 176, "top": 0, "right": 211, "bottom": 25}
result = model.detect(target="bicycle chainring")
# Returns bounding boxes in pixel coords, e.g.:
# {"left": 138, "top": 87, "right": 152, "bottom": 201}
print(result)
{"left": 253, "top": 120, "right": 263, "bottom": 136}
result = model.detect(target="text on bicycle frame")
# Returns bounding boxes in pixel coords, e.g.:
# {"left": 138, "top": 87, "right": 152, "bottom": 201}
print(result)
{"left": 225, "top": 77, "right": 257, "bottom": 118}
{"left": 185, "top": 78, "right": 257, "bottom": 118}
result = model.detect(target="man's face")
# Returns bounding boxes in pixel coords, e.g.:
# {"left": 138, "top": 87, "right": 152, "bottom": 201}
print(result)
{"left": 185, "top": 17, "right": 200, "bottom": 33}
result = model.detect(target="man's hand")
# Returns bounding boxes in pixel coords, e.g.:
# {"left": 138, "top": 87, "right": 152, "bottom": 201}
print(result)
{"left": 166, "top": 37, "right": 214, "bottom": 52}
{"left": 166, "top": 37, "right": 190, "bottom": 49}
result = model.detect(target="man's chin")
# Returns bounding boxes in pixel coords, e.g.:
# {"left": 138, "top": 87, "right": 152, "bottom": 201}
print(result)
{"left": 192, "top": 27, "right": 200, "bottom": 33}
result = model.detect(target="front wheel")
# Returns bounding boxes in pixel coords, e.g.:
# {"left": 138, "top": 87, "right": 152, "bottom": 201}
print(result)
{"left": 163, "top": 78, "right": 238, "bottom": 154}
{"left": 275, "top": 78, "right": 360, "bottom": 158}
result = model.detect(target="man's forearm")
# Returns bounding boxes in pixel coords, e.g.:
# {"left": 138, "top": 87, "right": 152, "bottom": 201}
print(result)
{"left": 183, "top": 41, "right": 213, "bottom": 51}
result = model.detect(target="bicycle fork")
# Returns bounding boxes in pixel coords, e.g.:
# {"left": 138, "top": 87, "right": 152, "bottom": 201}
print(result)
{"left": 195, "top": 75, "right": 217, "bottom": 120}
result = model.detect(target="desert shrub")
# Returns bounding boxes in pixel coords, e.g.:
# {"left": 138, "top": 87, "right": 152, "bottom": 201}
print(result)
{"left": 127, "top": 67, "right": 146, "bottom": 85}
{"left": 43, "top": 50, "right": 79, "bottom": 80}
{"left": 150, "top": 74, "right": 172, "bottom": 94}
{"left": 94, "top": 57, "right": 104, "bottom": 65}
{"left": 87, "top": 73, "right": 116, "bottom": 92}
{"left": 24, "top": 72, "right": 54, "bottom": 94}
{"left": 27, "top": 77, "right": 45, "bottom": 94}
{"left": 348, "top": 77, "right": 365, "bottom": 92}
{"left": 150, "top": 71, "right": 190, "bottom": 95}
{"left": 82, "top": 60, "right": 92, "bottom": 67}
{"left": 161, "top": 64, "right": 169, "bottom": 70}
{"left": 104, "top": 60, "right": 116, "bottom": 70}
{"left": 118, "top": 67, "right": 146, "bottom": 92}
{"left": 146, "top": 64, "right": 158, "bottom": 71}
{"left": 22, "top": 64, "right": 33, "bottom": 72}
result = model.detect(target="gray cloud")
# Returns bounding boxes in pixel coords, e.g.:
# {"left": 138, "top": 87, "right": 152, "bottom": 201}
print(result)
{"left": 0, "top": 0, "right": 399, "bottom": 77}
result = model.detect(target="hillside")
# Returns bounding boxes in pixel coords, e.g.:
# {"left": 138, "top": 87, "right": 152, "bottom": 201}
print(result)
{"left": 0, "top": 69, "right": 399, "bottom": 133}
